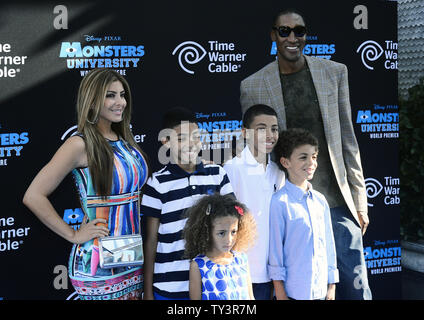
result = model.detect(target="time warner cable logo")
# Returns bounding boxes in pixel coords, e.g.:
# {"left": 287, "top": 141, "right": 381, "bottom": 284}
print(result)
{"left": 172, "top": 41, "right": 247, "bottom": 74}
{"left": 356, "top": 40, "right": 397, "bottom": 70}
{"left": 172, "top": 41, "right": 206, "bottom": 74}
{"left": 365, "top": 177, "right": 399, "bottom": 206}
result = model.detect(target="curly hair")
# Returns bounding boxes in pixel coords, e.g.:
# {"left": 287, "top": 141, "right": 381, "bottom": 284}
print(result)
{"left": 182, "top": 193, "right": 257, "bottom": 260}
{"left": 274, "top": 128, "right": 318, "bottom": 172}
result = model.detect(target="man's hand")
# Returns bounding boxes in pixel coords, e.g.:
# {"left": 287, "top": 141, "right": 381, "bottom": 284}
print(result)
{"left": 357, "top": 211, "right": 369, "bottom": 235}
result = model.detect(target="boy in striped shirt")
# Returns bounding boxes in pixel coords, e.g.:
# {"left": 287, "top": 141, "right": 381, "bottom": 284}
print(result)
{"left": 142, "top": 107, "right": 234, "bottom": 300}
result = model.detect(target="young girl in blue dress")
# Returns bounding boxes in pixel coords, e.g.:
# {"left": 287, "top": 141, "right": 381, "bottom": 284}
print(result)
{"left": 183, "top": 194, "right": 256, "bottom": 300}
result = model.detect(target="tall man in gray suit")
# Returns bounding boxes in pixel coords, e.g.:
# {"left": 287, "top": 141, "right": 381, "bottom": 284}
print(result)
{"left": 240, "top": 9, "right": 372, "bottom": 300}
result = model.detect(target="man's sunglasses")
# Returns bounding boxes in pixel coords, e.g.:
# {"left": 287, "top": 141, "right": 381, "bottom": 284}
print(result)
{"left": 272, "top": 25, "right": 307, "bottom": 38}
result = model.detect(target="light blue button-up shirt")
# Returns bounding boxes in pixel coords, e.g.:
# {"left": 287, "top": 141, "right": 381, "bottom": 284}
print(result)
{"left": 268, "top": 179, "right": 339, "bottom": 300}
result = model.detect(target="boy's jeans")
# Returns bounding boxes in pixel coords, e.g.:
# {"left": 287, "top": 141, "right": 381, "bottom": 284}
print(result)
{"left": 330, "top": 205, "right": 372, "bottom": 300}
{"left": 252, "top": 281, "right": 272, "bottom": 300}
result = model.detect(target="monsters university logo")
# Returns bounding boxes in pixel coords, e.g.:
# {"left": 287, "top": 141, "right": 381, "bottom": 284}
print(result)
{"left": 63, "top": 208, "right": 84, "bottom": 230}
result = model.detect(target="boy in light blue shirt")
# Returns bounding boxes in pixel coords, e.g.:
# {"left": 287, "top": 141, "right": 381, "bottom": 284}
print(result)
{"left": 268, "top": 128, "right": 339, "bottom": 300}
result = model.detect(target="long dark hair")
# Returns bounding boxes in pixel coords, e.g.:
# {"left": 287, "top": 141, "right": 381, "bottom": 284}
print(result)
{"left": 76, "top": 68, "right": 149, "bottom": 197}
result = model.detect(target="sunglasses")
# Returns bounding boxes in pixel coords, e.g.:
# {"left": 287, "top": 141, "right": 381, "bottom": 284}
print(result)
{"left": 272, "top": 25, "right": 307, "bottom": 38}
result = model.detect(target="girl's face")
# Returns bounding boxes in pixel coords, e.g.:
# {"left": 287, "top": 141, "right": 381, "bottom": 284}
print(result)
{"left": 98, "top": 80, "right": 126, "bottom": 125}
{"left": 210, "top": 215, "right": 239, "bottom": 256}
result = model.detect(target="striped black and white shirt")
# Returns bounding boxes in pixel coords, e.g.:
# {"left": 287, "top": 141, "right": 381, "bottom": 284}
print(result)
{"left": 141, "top": 162, "right": 234, "bottom": 299}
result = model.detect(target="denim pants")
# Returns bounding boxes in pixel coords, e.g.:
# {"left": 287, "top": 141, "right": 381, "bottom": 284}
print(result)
{"left": 252, "top": 282, "right": 272, "bottom": 300}
{"left": 153, "top": 292, "right": 189, "bottom": 300}
{"left": 330, "top": 205, "right": 372, "bottom": 300}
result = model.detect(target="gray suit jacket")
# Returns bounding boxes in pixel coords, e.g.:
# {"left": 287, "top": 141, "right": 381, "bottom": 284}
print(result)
{"left": 240, "top": 56, "right": 367, "bottom": 223}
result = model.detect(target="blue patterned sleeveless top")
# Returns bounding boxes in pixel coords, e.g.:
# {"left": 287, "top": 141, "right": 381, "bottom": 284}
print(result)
{"left": 70, "top": 138, "right": 148, "bottom": 277}
{"left": 193, "top": 251, "right": 250, "bottom": 300}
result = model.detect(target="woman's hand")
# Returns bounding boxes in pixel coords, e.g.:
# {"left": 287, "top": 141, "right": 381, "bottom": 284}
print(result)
{"left": 71, "top": 218, "right": 109, "bottom": 244}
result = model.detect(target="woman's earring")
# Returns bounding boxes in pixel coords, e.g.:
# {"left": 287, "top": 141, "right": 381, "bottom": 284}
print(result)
{"left": 86, "top": 117, "right": 98, "bottom": 124}
{"left": 86, "top": 109, "right": 98, "bottom": 124}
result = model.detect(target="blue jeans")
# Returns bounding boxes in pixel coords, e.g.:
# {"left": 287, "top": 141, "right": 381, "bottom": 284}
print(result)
{"left": 330, "top": 205, "right": 372, "bottom": 300}
{"left": 153, "top": 292, "right": 189, "bottom": 300}
{"left": 252, "top": 282, "right": 272, "bottom": 300}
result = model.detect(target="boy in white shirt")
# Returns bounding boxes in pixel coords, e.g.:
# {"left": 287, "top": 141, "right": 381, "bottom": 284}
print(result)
{"left": 224, "top": 104, "right": 285, "bottom": 299}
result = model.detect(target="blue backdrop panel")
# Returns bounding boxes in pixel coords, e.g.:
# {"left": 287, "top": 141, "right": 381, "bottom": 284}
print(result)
{"left": 0, "top": 0, "right": 399, "bottom": 299}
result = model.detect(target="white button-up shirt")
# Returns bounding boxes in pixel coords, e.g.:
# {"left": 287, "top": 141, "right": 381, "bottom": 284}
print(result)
{"left": 224, "top": 146, "right": 285, "bottom": 283}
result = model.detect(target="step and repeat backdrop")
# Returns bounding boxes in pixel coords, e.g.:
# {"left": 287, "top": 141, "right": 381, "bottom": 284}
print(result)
{"left": 0, "top": 0, "right": 399, "bottom": 299}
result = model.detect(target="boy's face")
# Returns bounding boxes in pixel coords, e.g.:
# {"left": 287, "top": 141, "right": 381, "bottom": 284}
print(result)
{"left": 280, "top": 144, "right": 318, "bottom": 186}
{"left": 243, "top": 114, "right": 279, "bottom": 157}
{"left": 168, "top": 121, "right": 202, "bottom": 166}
